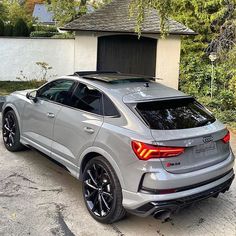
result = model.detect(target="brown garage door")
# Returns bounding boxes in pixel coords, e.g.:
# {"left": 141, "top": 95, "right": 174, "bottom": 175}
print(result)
{"left": 97, "top": 35, "right": 157, "bottom": 77}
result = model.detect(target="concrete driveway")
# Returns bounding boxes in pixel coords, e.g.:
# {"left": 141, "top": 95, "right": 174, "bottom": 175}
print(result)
{"left": 0, "top": 116, "right": 236, "bottom": 235}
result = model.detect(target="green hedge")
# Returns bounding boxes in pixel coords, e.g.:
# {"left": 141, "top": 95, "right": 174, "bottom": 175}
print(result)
{"left": 13, "top": 18, "right": 29, "bottom": 37}
{"left": 30, "top": 31, "right": 59, "bottom": 38}
{"left": 34, "top": 25, "right": 58, "bottom": 32}
{"left": 0, "top": 19, "right": 4, "bottom": 36}
{"left": 4, "top": 23, "right": 13, "bottom": 36}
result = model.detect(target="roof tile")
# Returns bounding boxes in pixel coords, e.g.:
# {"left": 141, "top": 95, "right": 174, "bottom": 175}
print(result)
{"left": 62, "top": 0, "right": 195, "bottom": 35}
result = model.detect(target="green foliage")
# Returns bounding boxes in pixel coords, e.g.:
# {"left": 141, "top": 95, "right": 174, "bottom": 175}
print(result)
{"left": 4, "top": 23, "right": 14, "bottom": 36}
{"left": 47, "top": 0, "right": 80, "bottom": 27}
{"left": 47, "top": 0, "right": 112, "bottom": 26}
{"left": 0, "top": 2, "right": 8, "bottom": 21}
{"left": 30, "top": 31, "right": 59, "bottom": 38}
{"left": 30, "top": 25, "right": 59, "bottom": 37}
{"left": 0, "top": 19, "right": 4, "bottom": 36}
{"left": 51, "top": 33, "right": 75, "bottom": 39}
{"left": 174, "top": 0, "right": 236, "bottom": 127}
{"left": 3, "top": 0, "right": 31, "bottom": 25}
{"left": 34, "top": 25, "right": 58, "bottom": 33}
{"left": 130, "top": 0, "right": 172, "bottom": 36}
{"left": 13, "top": 18, "right": 29, "bottom": 37}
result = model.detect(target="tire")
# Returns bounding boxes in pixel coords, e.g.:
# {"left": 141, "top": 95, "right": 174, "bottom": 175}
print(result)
{"left": 2, "top": 110, "right": 25, "bottom": 152}
{"left": 82, "top": 156, "right": 126, "bottom": 224}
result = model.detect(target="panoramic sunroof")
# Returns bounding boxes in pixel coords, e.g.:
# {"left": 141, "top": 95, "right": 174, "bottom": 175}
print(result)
{"left": 79, "top": 73, "right": 155, "bottom": 84}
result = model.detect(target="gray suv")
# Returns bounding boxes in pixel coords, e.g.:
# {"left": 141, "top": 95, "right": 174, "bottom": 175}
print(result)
{"left": 2, "top": 72, "right": 235, "bottom": 224}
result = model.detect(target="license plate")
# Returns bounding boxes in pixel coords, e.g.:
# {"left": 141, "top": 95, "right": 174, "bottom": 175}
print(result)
{"left": 195, "top": 141, "right": 217, "bottom": 154}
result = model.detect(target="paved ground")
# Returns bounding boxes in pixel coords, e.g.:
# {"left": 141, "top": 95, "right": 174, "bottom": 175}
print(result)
{"left": 0, "top": 116, "right": 236, "bottom": 235}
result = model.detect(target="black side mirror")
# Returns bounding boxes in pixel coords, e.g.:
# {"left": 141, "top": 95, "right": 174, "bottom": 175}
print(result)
{"left": 26, "top": 90, "right": 38, "bottom": 103}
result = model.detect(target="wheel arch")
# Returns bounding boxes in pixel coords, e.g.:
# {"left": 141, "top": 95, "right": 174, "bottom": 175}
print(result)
{"left": 78, "top": 147, "right": 125, "bottom": 189}
{"left": 2, "top": 104, "right": 21, "bottom": 131}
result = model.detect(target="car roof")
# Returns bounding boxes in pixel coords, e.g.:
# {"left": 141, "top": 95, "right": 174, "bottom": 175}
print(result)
{"left": 60, "top": 72, "right": 187, "bottom": 103}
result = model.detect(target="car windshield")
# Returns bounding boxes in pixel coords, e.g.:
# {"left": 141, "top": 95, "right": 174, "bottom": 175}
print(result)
{"left": 136, "top": 97, "right": 216, "bottom": 130}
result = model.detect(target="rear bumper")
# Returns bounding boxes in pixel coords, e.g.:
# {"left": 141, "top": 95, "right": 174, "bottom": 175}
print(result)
{"left": 131, "top": 173, "right": 234, "bottom": 217}
{"left": 122, "top": 169, "right": 234, "bottom": 217}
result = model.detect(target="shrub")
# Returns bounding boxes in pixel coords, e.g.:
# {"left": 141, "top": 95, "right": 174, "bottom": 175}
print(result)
{"left": 51, "top": 33, "right": 75, "bottom": 39}
{"left": 4, "top": 23, "right": 13, "bottom": 36}
{"left": 34, "top": 25, "right": 58, "bottom": 32}
{"left": 218, "top": 90, "right": 236, "bottom": 110}
{"left": 30, "top": 31, "right": 59, "bottom": 38}
{"left": 13, "top": 18, "right": 29, "bottom": 37}
{"left": 0, "top": 19, "right": 4, "bottom": 36}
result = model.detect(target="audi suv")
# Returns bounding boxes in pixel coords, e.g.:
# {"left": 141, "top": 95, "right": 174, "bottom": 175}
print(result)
{"left": 2, "top": 72, "right": 235, "bottom": 223}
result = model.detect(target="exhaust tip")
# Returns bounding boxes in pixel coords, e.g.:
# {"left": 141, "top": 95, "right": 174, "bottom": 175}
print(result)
{"left": 153, "top": 210, "right": 172, "bottom": 221}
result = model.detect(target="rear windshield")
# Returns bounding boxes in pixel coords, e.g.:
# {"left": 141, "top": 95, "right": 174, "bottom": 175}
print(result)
{"left": 136, "top": 97, "right": 216, "bottom": 130}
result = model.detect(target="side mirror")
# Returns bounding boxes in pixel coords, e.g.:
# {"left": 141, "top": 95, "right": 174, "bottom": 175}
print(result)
{"left": 26, "top": 90, "right": 38, "bottom": 103}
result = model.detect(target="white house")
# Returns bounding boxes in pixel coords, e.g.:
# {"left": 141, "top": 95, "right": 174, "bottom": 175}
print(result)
{"left": 33, "top": 4, "right": 55, "bottom": 25}
{"left": 61, "top": 0, "right": 196, "bottom": 89}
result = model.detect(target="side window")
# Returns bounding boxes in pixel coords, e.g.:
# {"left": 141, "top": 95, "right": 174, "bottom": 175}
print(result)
{"left": 103, "top": 95, "right": 120, "bottom": 117}
{"left": 37, "top": 79, "right": 74, "bottom": 105}
{"left": 70, "top": 83, "right": 103, "bottom": 115}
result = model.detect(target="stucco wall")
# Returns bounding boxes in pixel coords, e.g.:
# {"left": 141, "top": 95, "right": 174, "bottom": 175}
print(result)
{"left": 0, "top": 37, "right": 75, "bottom": 81}
{"left": 0, "top": 35, "right": 181, "bottom": 89}
{"left": 74, "top": 33, "right": 98, "bottom": 72}
{"left": 155, "top": 36, "right": 181, "bottom": 89}
{"left": 74, "top": 32, "right": 181, "bottom": 89}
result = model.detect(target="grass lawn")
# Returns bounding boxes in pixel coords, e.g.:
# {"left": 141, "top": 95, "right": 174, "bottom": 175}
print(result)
{"left": 0, "top": 81, "right": 46, "bottom": 96}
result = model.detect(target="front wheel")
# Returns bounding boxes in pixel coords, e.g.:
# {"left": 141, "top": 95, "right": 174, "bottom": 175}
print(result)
{"left": 82, "top": 156, "right": 126, "bottom": 224}
{"left": 2, "top": 110, "right": 25, "bottom": 152}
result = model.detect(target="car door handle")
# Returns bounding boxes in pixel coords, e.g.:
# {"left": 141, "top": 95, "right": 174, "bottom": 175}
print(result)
{"left": 47, "top": 112, "right": 55, "bottom": 118}
{"left": 84, "top": 127, "right": 95, "bottom": 134}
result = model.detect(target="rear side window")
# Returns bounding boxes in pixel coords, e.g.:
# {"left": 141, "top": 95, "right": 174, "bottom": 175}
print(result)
{"left": 70, "top": 83, "right": 103, "bottom": 115}
{"left": 103, "top": 95, "right": 119, "bottom": 116}
{"left": 136, "top": 98, "right": 216, "bottom": 130}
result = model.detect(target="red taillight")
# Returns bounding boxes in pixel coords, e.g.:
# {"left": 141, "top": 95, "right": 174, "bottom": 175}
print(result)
{"left": 131, "top": 141, "right": 185, "bottom": 160}
{"left": 222, "top": 131, "right": 230, "bottom": 143}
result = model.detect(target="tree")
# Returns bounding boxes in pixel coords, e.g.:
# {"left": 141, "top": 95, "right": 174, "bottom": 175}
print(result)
{"left": 130, "top": 0, "right": 236, "bottom": 124}
{"left": 3, "top": 0, "right": 32, "bottom": 24}
{"left": 47, "top": 0, "right": 80, "bottom": 27}
{"left": 25, "top": 0, "right": 45, "bottom": 14}
{"left": 47, "top": 0, "right": 111, "bottom": 26}
{"left": 130, "top": 0, "right": 172, "bottom": 36}
{"left": 4, "top": 23, "right": 14, "bottom": 36}
{"left": 0, "top": 2, "right": 7, "bottom": 21}
{"left": 13, "top": 18, "right": 29, "bottom": 37}
{"left": 0, "top": 19, "right": 4, "bottom": 36}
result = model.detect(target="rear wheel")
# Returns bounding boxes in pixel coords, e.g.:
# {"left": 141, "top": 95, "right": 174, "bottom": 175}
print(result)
{"left": 82, "top": 156, "right": 126, "bottom": 224}
{"left": 2, "top": 110, "right": 25, "bottom": 152}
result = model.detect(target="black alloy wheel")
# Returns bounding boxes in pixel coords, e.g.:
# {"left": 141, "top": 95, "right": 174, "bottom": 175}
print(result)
{"left": 2, "top": 110, "right": 24, "bottom": 152}
{"left": 82, "top": 157, "right": 126, "bottom": 224}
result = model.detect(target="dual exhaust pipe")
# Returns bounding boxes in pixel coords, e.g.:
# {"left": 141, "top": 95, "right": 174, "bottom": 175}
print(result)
{"left": 153, "top": 209, "right": 172, "bottom": 221}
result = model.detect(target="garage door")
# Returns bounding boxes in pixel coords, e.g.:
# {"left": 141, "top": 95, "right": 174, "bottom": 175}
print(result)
{"left": 97, "top": 35, "right": 157, "bottom": 77}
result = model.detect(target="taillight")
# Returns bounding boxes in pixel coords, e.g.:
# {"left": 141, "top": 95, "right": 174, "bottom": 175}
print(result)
{"left": 131, "top": 141, "right": 185, "bottom": 160}
{"left": 222, "top": 131, "right": 230, "bottom": 143}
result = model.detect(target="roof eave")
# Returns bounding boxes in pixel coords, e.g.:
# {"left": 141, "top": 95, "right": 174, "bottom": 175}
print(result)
{"left": 59, "top": 28, "right": 197, "bottom": 36}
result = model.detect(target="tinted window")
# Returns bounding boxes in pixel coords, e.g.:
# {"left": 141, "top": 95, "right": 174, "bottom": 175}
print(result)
{"left": 136, "top": 98, "right": 216, "bottom": 130}
{"left": 37, "top": 80, "right": 74, "bottom": 105}
{"left": 70, "top": 83, "right": 102, "bottom": 115}
{"left": 103, "top": 95, "right": 119, "bottom": 116}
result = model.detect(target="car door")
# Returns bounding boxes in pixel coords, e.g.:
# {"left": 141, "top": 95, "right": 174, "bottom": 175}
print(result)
{"left": 21, "top": 79, "right": 75, "bottom": 155}
{"left": 51, "top": 82, "right": 104, "bottom": 171}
